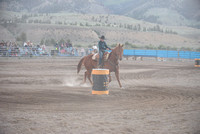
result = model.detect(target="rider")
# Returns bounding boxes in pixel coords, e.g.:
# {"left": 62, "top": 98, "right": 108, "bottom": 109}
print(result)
{"left": 98, "top": 35, "right": 111, "bottom": 68}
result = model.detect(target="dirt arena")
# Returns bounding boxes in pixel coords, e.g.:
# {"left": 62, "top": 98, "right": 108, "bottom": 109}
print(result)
{"left": 0, "top": 57, "right": 199, "bottom": 134}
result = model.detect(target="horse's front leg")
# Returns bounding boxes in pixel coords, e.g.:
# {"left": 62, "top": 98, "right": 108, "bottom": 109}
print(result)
{"left": 83, "top": 71, "right": 87, "bottom": 83}
{"left": 109, "top": 73, "right": 112, "bottom": 83}
{"left": 115, "top": 69, "right": 122, "bottom": 88}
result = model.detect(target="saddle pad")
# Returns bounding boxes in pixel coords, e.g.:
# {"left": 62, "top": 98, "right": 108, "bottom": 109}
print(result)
{"left": 92, "top": 52, "right": 110, "bottom": 61}
{"left": 92, "top": 53, "right": 98, "bottom": 60}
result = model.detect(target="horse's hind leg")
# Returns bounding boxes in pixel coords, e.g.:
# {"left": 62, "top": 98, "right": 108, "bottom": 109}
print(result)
{"left": 87, "top": 71, "right": 93, "bottom": 85}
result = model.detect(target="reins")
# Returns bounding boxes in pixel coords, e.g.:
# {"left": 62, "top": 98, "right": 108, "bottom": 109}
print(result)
{"left": 107, "top": 47, "right": 121, "bottom": 69}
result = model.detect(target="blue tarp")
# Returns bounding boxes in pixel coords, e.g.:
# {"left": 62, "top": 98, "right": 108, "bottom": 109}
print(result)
{"left": 123, "top": 49, "right": 200, "bottom": 59}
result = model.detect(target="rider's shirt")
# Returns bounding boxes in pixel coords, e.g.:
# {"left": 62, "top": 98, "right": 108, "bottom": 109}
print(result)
{"left": 98, "top": 41, "right": 110, "bottom": 53}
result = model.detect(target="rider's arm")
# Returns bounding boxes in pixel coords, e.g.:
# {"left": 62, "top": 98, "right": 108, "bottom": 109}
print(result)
{"left": 104, "top": 42, "right": 111, "bottom": 50}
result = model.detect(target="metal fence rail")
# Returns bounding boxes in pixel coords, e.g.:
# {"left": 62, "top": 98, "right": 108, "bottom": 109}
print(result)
{"left": 1, "top": 47, "right": 200, "bottom": 59}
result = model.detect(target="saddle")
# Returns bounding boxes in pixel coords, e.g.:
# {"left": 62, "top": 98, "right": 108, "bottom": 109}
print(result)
{"left": 92, "top": 52, "right": 110, "bottom": 61}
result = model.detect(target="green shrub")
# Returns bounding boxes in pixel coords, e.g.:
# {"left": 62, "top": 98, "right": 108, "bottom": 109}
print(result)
{"left": 196, "top": 47, "right": 200, "bottom": 52}
{"left": 158, "top": 45, "right": 167, "bottom": 50}
{"left": 75, "top": 44, "right": 81, "bottom": 48}
{"left": 16, "top": 32, "right": 27, "bottom": 43}
{"left": 180, "top": 47, "right": 192, "bottom": 51}
{"left": 145, "top": 44, "right": 155, "bottom": 49}
{"left": 88, "top": 44, "right": 92, "bottom": 48}
{"left": 58, "top": 38, "right": 65, "bottom": 45}
{"left": 111, "top": 44, "right": 117, "bottom": 48}
{"left": 124, "top": 41, "right": 132, "bottom": 49}
{"left": 40, "top": 38, "right": 44, "bottom": 45}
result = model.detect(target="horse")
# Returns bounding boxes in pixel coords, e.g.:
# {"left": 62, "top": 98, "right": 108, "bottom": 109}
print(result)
{"left": 77, "top": 44, "right": 124, "bottom": 88}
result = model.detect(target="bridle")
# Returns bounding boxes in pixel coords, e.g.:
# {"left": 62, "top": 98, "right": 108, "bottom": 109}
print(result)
{"left": 107, "top": 46, "right": 123, "bottom": 69}
{"left": 113, "top": 46, "right": 123, "bottom": 60}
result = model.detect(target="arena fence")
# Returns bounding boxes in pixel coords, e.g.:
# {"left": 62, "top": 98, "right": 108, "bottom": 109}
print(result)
{"left": 1, "top": 47, "right": 200, "bottom": 60}
{"left": 123, "top": 49, "right": 200, "bottom": 59}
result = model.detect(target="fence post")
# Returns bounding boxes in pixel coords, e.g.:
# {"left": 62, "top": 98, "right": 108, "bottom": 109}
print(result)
{"left": 167, "top": 50, "right": 168, "bottom": 58}
{"left": 178, "top": 50, "right": 180, "bottom": 61}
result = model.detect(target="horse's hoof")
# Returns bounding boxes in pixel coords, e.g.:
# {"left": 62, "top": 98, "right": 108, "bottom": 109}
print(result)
{"left": 120, "top": 86, "right": 125, "bottom": 89}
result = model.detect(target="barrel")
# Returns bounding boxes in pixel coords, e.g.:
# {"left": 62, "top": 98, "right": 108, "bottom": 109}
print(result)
{"left": 92, "top": 69, "right": 109, "bottom": 95}
{"left": 195, "top": 59, "right": 200, "bottom": 67}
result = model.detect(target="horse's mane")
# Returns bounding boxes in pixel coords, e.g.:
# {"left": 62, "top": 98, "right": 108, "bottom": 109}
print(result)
{"left": 108, "top": 45, "right": 118, "bottom": 59}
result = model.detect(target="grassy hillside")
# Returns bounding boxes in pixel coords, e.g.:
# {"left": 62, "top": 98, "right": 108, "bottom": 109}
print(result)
{"left": 1, "top": 0, "right": 200, "bottom": 26}
{"left": 0, "top": 0, "right": 108, "bottom": 14}
{"left": 99, "top": 0, "right": 130, "bottom": 6}
{"left": 0, "top": 11, "right": 200, "bottom": 49}
{"left": 98, "top": 0, "right": 200, "bottom": 26}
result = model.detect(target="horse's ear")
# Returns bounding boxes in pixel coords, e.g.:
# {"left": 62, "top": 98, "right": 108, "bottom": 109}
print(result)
{"left": 117, "top": 44, "right": 124, "bottom": 47}
{"left": 119, "top": 44, "right": 124, "bottom": 47}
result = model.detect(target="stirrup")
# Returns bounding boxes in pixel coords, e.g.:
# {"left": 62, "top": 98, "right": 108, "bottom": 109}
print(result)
{"left": 98, "top": 64, "right": 103, "bottom": 68}
{"left": 97, "top": 65, "right": 101, "bottom": 68}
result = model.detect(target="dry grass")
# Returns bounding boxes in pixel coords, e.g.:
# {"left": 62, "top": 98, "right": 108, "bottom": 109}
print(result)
{"left": 0, "top": 12, "right": 200, "bottom": 48}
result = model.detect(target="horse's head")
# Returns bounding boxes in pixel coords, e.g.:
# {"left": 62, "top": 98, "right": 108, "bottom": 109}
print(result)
{"left": 113, "top": 44, "right": 124, "bottom": 61}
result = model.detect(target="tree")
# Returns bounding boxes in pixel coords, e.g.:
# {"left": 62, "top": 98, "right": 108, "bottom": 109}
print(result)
{"left": 127, "top": 24, "right": 132, "bottom": 30}
{"left": 21, "top": 33, "right": 27, "bottom": 42}
{"left": 124, "top": 41, "right": 137, "bottom": 49}
{"left": 196, "top": 48, "right": 200, "bottom": 52}
{"left": 88, "top": 44, "right": 92, "bottom": 48}
{"left": 133, "top": 25, "right": 137, "bottom": 31}
{"left": 50, "top": 38, "right": 56, "bottom": 45}
{"left": 125, "top": 41, "right": 132, "bottom": 48}
{"left": 143, "top": 27, "right": 147, "bottom": 32}
{"left": 145, "top": 44, "right": 155, "bottom": 49}
{"left": 92, "top": 16, "right": 95, "bottom": 21}
{"left": 75, "top": 44, "right": 81, "bottom": 48}
{"left": 40, "top": 38, "right": 44, "bottom": 45}
{"left": 45, "top": 39, "right": 50, "bottom": 45}
{"left": 22, "top": 14, "right": 28, "bottom": 20}
{"left": 28, "top": 20, "right": 33, "bottom": 23}
{"left": 16, "top": 32, "right": 27, "bottom": 43}
{"left": 58, "top": 38, "right": 65, "bottom": 45}
{"left": 34, "top": 19, "right": 38, "bottom": 23}
{"left": 156, "top": 25, "right": 160, "bottom": 31}
{"left": 111, "top": 44, "right": 117, "bottom": 48}
{"left": 67, "top": 39, "right": 71, "bottom": 44}
{"left": 137, "top": 24, "right": 141, "bottom": 31}
{"left": 119, "top": 23, "right": 123, "bottom": 28}
{"left": 180, "top": 47, "right": 192, "bottom": 51}
{"left": 80, "top": 23, "right": 84, "bottom": 26}
{"left": 158, "top": 45, "right": 166, "bottom": 50}
{"left": 171, "top": 47, "right": 178, "bottom": 50}
{"left": 131, "top": 44, "right": 139, "bottom": 48}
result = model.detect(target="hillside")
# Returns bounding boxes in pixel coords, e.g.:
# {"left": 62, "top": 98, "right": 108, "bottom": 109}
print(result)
{"left": 0, "top": 0, "right": 108, "bottom": 14}
{"left": 0, "top": 11, "right": 200, "bottom": 49}
{"left": 97, "top": 0, "right": 200, "bottom": 26}
{"left": 0, "top": 0, "right": 200, "bottom": 26}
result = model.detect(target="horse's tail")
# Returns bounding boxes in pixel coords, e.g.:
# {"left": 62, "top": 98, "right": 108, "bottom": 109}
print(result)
{"left": 77, "top": 56, "right": 85, "bottom": 74}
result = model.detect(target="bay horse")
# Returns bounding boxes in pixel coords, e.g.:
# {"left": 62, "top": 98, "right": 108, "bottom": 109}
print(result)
{"left": 77, "top": 44, "right": 124, "bottom": 88}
